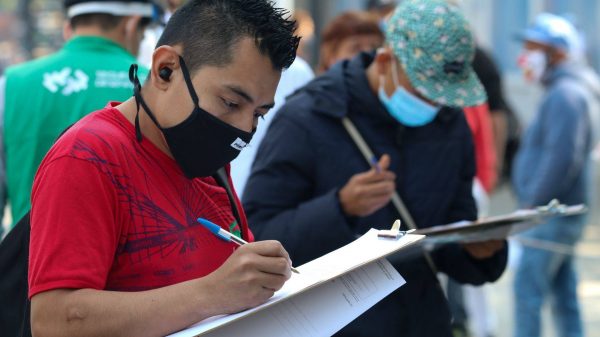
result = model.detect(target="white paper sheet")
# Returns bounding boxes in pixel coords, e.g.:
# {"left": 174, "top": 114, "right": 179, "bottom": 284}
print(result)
{"left": 199, "top": 259, "right": 404, "bottom": 337}
{"left": 166, "top": 230, "right": 424, "bottom": 337}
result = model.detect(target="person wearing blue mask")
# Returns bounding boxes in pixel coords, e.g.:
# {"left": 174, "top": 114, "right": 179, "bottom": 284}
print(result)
{"left": 513, "top": 13, "right": 600, "bottom": 337}
{"left": 243, "top": 1, "right": 507, "bottom": 336}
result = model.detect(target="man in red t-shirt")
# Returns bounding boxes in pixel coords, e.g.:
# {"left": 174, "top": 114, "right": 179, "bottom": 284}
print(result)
{"left": 28, "top": 1, "right": 300, "bottom": 336}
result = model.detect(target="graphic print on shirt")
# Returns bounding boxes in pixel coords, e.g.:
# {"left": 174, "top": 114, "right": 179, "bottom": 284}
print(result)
{"left": 68, "top": 126, "right": 242, "bottom": 287}
{"left": 95, "top": 70, "right": 134, "bottom": 89}
{"left": 43, "top": 67, "right": 89, "bottom": 95}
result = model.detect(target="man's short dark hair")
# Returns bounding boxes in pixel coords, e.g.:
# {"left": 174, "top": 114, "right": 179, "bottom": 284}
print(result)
{"left": 157, "top": 0, "right": 300, "bottom": 72}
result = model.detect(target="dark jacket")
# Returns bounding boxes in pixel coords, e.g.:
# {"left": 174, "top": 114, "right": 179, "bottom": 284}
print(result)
{"left": 0, "top": 214, "right": 31, "bottom": 337}
{"left": 243, "top": 53, "right": 508, "bottom": 337}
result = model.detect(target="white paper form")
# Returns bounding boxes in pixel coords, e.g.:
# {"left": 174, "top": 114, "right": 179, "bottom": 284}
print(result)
{"left": 167, "top": 229, "right": 424, "bottom": 337}
{"left": 202, "top": 258, "right": 404, "bottom": 337}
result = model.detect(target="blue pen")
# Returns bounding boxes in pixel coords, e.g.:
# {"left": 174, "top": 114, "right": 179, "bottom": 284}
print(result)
{"left": 198, "top": 217, "right": 300, "bottom": 274}
{"left": 370, "top": 155, "right": 381, "bottom": 173}
{"left": 198, "top": 217, "right": 248, "bottom": 246}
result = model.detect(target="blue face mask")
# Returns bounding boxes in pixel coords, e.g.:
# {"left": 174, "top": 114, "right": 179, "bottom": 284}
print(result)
{"left": 378, "top": 62, "right": 439, "bottom": 127}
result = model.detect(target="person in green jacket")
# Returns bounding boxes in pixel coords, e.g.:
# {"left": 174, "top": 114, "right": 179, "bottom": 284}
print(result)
{"left": 0, "top": 0, "right": 154, "bottom": 236}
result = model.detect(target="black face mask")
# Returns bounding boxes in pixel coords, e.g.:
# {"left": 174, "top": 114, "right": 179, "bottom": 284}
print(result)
{"left": 129, "top": 56, "right": 254, "bottom": 179}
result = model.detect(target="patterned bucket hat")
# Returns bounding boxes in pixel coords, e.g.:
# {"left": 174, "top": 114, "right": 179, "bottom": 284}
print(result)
{"left": 385, "top": 0, "right": 486, "bottom": 107}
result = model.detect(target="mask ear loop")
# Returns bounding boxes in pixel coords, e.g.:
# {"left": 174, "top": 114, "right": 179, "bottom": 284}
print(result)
{"left": 389, "top": 59, "right": 436, "bottom": 107}
{"left": 129, "top": 63, "right": 163, "bottom": 142}
{"left": 178, "top": 56, "right": 200, "bottom": 107}
{"left": 380, "top": 58, "right": 402, "bottom": 98}
{"left": 129, "top": 64, "right": 144, "bottom": 142}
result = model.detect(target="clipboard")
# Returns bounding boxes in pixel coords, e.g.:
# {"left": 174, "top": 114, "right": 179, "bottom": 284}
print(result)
{"left": 167, "top": 227, "right": 424, "bottom": 337}
{"left": 414, "top": 200, "right": 587, "bottom": 244}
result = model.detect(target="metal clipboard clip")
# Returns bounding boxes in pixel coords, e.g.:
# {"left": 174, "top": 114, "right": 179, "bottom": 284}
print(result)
{"left": 377, "top": 219, "right": 415, "bottom": 240}
{"left": 536, "top": 199, "right": 568, "bottom": 214}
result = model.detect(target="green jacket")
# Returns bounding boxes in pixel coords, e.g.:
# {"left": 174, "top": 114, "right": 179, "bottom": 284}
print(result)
{"left": 2, "top": 36, "right": 148, "bottom": 228}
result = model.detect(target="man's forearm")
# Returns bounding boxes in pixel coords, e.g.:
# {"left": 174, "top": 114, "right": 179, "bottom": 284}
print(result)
{"left": 31, "top": 277, "right": 219, "bottom": 337}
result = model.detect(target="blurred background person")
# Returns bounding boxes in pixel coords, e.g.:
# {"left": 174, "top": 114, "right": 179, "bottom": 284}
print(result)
{"left": 317, "top": 10, "right": 383, "bottom": 73}
{"left": 473, "top": 47, "right": 521, "bottom": 186}
{"left": 0, "top": 0, "right": 152, "bottom": 235}
{"left": 513, "top": 12, "right": 600, "bottom": 337}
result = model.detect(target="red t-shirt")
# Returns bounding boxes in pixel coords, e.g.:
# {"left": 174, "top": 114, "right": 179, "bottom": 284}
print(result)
{"left": 29, "top": 103, "right": 253, "bottom": 298}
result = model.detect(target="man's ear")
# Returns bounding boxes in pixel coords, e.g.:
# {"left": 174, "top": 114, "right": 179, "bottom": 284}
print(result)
{"left": 62, "top": 22, "right": 73, "bottom": 41}
{"left": 150, "top": 46, "right": 182, "bottom": 90}
{"left": 124, "top": 15, "right": 143, "bottom": 36}
{"left": 374, "top": 47, "right": 393, "bottom": 77}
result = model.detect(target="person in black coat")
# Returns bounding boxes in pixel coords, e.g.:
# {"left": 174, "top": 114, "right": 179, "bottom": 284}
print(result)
{"left": 243, "top": 1, "right": 508, "bottom": 336}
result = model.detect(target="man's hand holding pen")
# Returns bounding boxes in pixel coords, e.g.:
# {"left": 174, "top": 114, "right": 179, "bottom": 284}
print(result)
{"left": 202, "top": 241, "right": 293, "bottom": 315}
{"left": 338, "top": 154, "right": 396, "bottom": 217}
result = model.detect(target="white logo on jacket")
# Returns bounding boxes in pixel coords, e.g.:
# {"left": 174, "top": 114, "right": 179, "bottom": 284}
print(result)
{"left": 43, "top": 67, "right": 89, "bottom": 96}
{"left": 95, "top": 70, "right": 133, "bottom": 89}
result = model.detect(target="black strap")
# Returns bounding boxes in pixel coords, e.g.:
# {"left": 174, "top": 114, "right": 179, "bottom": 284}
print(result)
{"left": 129, "top": 63, "right": 162, "bottom": 142}
{"left": 178, "top": 56, "right": 200, "bottom": 106}
{"left": 128, "top": 57, "right": 199, "bottom": 143}
{"left": 212, "top": 168, "right": 246, "bottom": 241}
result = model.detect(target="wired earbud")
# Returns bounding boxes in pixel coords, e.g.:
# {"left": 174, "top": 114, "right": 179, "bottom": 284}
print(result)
{"left": 159, "top": 67, "right": 172, "bottom": 81}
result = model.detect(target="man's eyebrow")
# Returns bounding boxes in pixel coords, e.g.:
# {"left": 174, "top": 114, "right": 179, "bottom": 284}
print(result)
{"left": 226, "top": 85, "right": 254, "bottom": 104}
{"left": 225, "top": 85, "right": 275, "bottom": 110}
